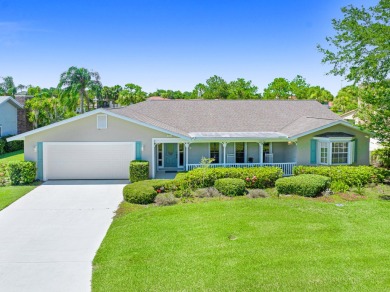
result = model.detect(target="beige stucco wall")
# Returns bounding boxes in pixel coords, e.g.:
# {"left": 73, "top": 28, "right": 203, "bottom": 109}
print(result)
{"left": 296, "top": 124, "right": 370, "bottom": 165}
{"left": 24, "top": 114, "right": 175, "bottom": 175}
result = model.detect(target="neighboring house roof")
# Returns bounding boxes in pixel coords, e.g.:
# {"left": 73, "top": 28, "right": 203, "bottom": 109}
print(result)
{"left": 340, "top": 109, "right": 357, "bottom": 119}
{"left": 146, "top": 96, "right": 169, "bottom": 101}
{"left": 0, "top": 96, "right": 23, "bottom": 109}
{"left": 8, "top": 100, "right": 363, "bottom": 142}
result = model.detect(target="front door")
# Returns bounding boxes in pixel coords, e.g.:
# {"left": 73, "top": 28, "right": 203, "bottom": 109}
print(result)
{"left": 164, "top": 143, "right": 178, "bottom": 167}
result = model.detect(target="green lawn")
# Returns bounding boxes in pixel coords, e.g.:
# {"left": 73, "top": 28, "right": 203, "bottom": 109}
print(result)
{"left": 0, "top": 185, "right": 38, "bottom": 210}
{"left": 0, "top": 150, "right": 24, "bottom": 162}
{"left": 0, "top": 150, "right": 37, "bottom": 210}
{"left": 93, "top": 186, "right": 390, "bottom": 291}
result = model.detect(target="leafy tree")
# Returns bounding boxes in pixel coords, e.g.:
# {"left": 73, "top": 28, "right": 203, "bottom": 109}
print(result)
{"left": 306, "top": 86, "right": 334, "bottom": 103}
{"left": 58, "top": 66, "right": 102, "bottom": 113}
{"left": 117, "top": 83, "right": 147, "bottom": 105}
{"left": 331, "top": 85, "right": 359, "bottom": 113}
{"left": 263, "top": 77, "right": 291, "bottom": 99}
{"left": 202, "top": 75, "right": 229, "bottom": 99}
{"left": 319, "top": 0, "right": 390, "bottom": 146}
{"left": 0, "top": 76, "right": 16, "bottom": 96}
{"left": 192, "top": 83, "right": 207, "bottom": 98}
{"left": 227, "top": 78, "right": 260, "bottom": 99}
{"left": 101, "top": 85, "right": 122, "bottom": 103}
{"left": 290, "top": 75, "right": 310, "bottom": 99}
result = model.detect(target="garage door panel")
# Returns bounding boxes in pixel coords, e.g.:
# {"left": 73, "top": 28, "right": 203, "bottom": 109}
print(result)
{"left": 44, "top": 142, "right": 135, "bottom": 180}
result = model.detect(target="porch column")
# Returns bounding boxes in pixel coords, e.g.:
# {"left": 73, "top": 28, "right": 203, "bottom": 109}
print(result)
{"left": 185, "top": 143, "right": 190, "bottom": 171}
{"left": 222, "top": 142, "right": 227, "bottom": 165}
{"left": 258, "top": 142, "right": 263, "bottom": 165}
{"left": 152, "top": 142, "right": 156, "bottom": 178}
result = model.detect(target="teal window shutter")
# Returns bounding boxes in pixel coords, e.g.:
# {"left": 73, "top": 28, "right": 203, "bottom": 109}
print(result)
{"left": 135, "top": 141, "right": 142, "bottom": 160}
{"left": 37, "top": 142, "right": 43, "bottom": 181}
{"left": 354, "top": 139, "right": 358, "bottom": 163}
{"left": 310, "top": 139, "right": 317, "bottom": 164}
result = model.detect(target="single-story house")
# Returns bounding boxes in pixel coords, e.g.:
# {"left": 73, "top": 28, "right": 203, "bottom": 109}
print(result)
{"left": 0, "top": 96, "right": 24, "bottom": 137}
{"left": 8, "top": 100, "right": 370, "bottom": 181}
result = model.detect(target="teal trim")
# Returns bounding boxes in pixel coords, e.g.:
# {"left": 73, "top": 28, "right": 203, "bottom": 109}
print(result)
{"left": 135, "top": 141, "right": 142, "bottom": 160}
{"left": 37, "top": 142, "right": 43, "bottom": 181}
{"left": 354, "top": 139, "right": 358, "bottom": 163}
{"left": 310, "top": 139, "right": 317, "bottom": 164}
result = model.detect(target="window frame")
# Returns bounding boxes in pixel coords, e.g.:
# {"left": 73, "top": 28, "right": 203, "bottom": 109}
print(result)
{"left": 209, "top": 142, "right": 220, "bottom": 163}
{"left": 314, "top": 137, "right": 354, "bottom": 165}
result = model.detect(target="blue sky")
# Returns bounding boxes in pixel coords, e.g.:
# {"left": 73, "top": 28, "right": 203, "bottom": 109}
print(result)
{"left": 0, "top": 0, "right": 377, "bottom": 95}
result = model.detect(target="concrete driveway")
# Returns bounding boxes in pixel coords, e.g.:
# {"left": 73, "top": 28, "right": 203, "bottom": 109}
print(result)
{"left": 0, "top": 180, "right": 126, "bottom": 292}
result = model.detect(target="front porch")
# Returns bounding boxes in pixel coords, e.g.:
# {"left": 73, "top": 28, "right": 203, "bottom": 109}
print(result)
{"left": 152, "top": 139, "right": 297, "bottom": 177}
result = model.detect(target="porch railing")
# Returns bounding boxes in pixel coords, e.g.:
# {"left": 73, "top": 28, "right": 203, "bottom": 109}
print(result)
{"left": 186, "top": 162, "right": 296, "bottom": 176}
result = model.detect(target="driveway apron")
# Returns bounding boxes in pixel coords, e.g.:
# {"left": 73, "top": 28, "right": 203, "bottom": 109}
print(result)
{"left": 0, "top": 180, "right": 126, "bottom": 292}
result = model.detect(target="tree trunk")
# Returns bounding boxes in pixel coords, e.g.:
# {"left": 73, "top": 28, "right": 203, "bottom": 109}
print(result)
{"left": 80, "top": 90, "right": 84, "bottom": 113}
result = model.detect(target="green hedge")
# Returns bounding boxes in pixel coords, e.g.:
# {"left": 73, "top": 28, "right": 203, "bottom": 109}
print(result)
{"left": 276, "top": 174, "right": 331, "bottom": 197}
{"left": 7, "top": 161, "right": 36, "bottom": 185}
{"left": 129, "top": 160, "right": 149, "bottom": 182}
{"left": 293, "top": 165, "right": 387, "bottom": 186}
{"left": 0, "top": 136, "right": 24, "bottom": 155}
{"left": 181, "top": 167, "right": 283, "bottom": 189}
{"left": 123, "top": 179, "right": 170, "bottom": 204}
{"left": 214, "top": 178, "right": 246, "bottom": 196}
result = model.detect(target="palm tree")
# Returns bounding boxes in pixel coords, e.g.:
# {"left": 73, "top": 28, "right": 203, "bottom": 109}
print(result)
{"left": 58, "top": 67, "right": 102, "bottom": 114}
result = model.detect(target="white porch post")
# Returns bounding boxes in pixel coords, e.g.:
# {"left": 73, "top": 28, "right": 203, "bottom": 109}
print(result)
{"left": 185, "top": 143, "right": 190, "bottom": 171}
{"left": 152, "top": 140, "right": 156, "bottom": 178}
{"left": 222, "top": 142, "right": 227, "bottom": 165}
{"left": 259, "top": 142, "right": 263, "bottom": 165}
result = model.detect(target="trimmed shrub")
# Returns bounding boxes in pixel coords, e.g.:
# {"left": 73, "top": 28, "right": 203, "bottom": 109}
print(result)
{"left": 214, "top": 178, "right": 246, "bottom": 197}
{"left": 330, "top": 180, "right": 350, "bottom": 193}
{"left": 155, "top": 193, "right": 178, "bottom": 206}
{"left": 293, "top": 165, "right": 387, "bottom": 186}
{"left": 7, "top": 161, "right": 36, "bottom": 185}
{"left": 129, "top": 160, "right": 149, "bottom": 182}
{"left": 123, "top": 179, "right": 171, "bottom": 204}
{"left": 182, "top": 167, "right": 283, "bottom": 189}
{"left": 275, "top": 174, "right": 330, "bottom": 197}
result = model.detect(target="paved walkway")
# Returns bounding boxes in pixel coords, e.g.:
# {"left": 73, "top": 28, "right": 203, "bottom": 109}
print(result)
{"left": 0, "top": 180, "right": 126, "bottom": 292}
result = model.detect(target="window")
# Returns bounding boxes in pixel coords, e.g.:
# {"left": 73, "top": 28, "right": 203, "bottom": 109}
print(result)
{"left": 157, "top": 144, "right": 163, "bottom": 167}
{"left": 332, "top": 142, "right": 348, "bottom": 164}
{"left": 210, "top": 143, "right": 219, "bottom": 163}
{"left": 178, "top": 144, "right": 184, "bottom": 167}
{"left": 97, "top": 114, "right": 107, "bottom": 129}
{"left": 319, "top": 142, "right": 328, "bottom": 164}
{"left": 236, "top": 142, "right": 245, "bottom": 163}
{"left": 316, "top": 139, "right": 354, "bottom": 165}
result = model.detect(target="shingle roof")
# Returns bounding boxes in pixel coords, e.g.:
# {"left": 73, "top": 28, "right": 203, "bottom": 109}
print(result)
{"left": 108, "top": 100, "right": 344, "bottom": 139}
{"left": 0, "top": 96, "right": 23, "bottom": 109}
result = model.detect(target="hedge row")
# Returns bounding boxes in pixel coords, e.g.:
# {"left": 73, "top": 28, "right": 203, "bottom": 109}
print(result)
{"left": 0, "top": 136, "right": 24, "bottom": 155}
{"left": 276, "top": 174, "right": 331, "bottom": 197}
{"left": 293, "top": 165, "right": 388, "bottom": 187}
{"left": 178, "top": 167, "right": 283, "bottom": 189}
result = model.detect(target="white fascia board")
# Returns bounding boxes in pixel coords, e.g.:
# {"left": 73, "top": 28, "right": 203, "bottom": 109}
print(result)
{"left": 190, "top": 137, "right": 290, "bottom": 143}
{"left": 289, "top": 120, "right": 368, "bottom": 140}
{"left": 7, "top": 108, "right": 191, "bottom": 142}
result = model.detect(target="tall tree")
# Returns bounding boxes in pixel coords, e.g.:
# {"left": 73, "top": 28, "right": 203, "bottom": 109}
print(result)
{"left": 290, "top": 75, "right": 310, "bottom": 99}
{"left": 58, "top": 67, "right": 102, "bottom": 113}
{"left": 227, "top": 78, "right": 259, "bottom": 99}
{"left": 203, "top": 75, "right": 229, "bottom": 99}
{"left": 318, "top": 0, "right": 390, "bottom": 146}
{"left": 263, "top": 77, "right": 291, "bottom": 99}
{"left": 306, "top": 86, "right": 334, "bottom": 103}
{"left": 0, "top": 76, "right": 16, "bottom": 96}
{"left": 331, "top": 85, "right": 359, "bottom": 113}
{"left": 117, "top": 83, "right": 147, "bottom": 105}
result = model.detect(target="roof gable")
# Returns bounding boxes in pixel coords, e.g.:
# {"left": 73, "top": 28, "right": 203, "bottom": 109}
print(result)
{"left": 0, "top": 96, "right": 23, "bottom": 109}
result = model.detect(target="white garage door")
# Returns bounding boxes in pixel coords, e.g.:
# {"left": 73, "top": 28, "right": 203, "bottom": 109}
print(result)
{"left": 43, "top": 142, "right": 136, "bottom": 180}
